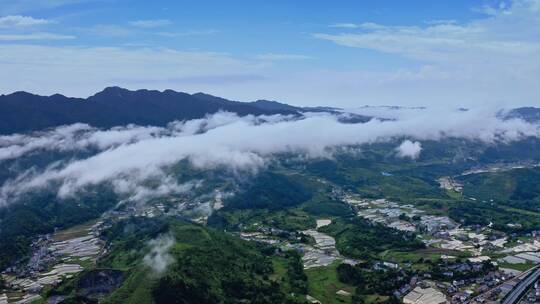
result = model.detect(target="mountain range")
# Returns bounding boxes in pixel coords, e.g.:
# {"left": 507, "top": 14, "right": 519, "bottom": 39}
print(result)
{"left": 0, "top": 87, "right": 538, "bottom": 134}
{"left": 0, "top": 87, "right": 301, "bottom": 134}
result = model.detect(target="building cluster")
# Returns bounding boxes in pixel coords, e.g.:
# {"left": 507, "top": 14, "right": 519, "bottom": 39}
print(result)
{"left": 449, "top": 269, "right": 517, "bottom": 303}
{"left": 395, "top": 259, "right": 519, "bottom": 304}
{"left": 337, "top": 191, "right": 540, "bottom": 304}
{"left": 349, "top": 197, "right": 460, "bottom": 236}
{"left": 238, "top": 219, "right": 358, "bottom": 269}
{"left": 461, "top": 162, "right": 540, "bottom": 176}
{"left": 499, "top": 240, "right": 540, "bottom": 266}
{"left": 300, "top": 228, "right": 343, "bottom": 269}
{"left": 353, "top": 198, "right": 423, "bottom": 232}
{"left": 518, "top": 280, "right": 540, "bottom": 303}
{"left": 403, "top": 285, "right": 446, "bottom": 304}
{"left": 348, "top": 197, "right": 496, "bottom": 254}
{"left": 1, "top": 221, "right": 105, "bottom": 303}
{"left": 396, "top": 278, "right": 447, "bottom": 304}
{"left": 396, "top": 266, "right": 522, "bottom": 304}
{"left": 437, "top": 177, "right": 463, "bottom": 192}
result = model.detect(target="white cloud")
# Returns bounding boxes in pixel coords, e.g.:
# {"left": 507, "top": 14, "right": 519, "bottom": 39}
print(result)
{"left": 424, "top": 19, "right": 457, "bottom": 25}
{"left": 0, "top": 32, "right": 75, "bottom": 40}
{"left": 317, "top": 1, "right": 540, "bottom": 64}
{"left": 395, "top": 140, "right": 422, "bottom": 159}
{"left": 314, "top": 25, "right": 539, "bottom": 65}
{"left": 0, "top": 123, "right": 164, "bottom": 162}
{"left": 130, "top": 19, "right": 172, "bottom": 28}
{"left": 0, "top": 109, "right": 538, "bottom": 205}
{"left": 330, "top": 23, "right": 361, "bottom": 28}
{"left": 80, "top": 24, "right": 133, "bottom": 37}
{"left": 156, "top": 29, "right": 219, "bottom": 37}
{"left": 0, "top": 15, "right": 53, "bottom": 28}
{"left": 115, "top": 178, "right": 200, "bottom": 204}
{"left": 329, "top": 22, "right": 386, "bottom": 30}
{"left": 0, "top": 41, "right": 538, "bottom": 108}
{"left": 255, "top": 53, "right": 314, "bottom": 61}
{"left": 0, "top": 123, "right": 91, "bottom": 161}
{"left": 143, "top": 234, "right": 175, "bottom": 275}
{"left": 309, "top": 0, "right": 540, "bottom": 107}
{"left": 0, "top": 0, "right": 101, "bottom": 14}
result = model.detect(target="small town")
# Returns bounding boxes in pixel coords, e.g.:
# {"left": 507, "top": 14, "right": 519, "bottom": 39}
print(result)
{"left": 0, "top": 220, "right": 104, "bottom": 303}
{"left": 341, "top": 191, "right": 540, "bottom": 304}
{"left": 234, "top": 179, "right": 540, "bottom": 304}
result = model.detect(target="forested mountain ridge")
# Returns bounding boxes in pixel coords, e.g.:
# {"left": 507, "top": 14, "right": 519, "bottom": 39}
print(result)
{"left": 0, "top": 87, "right": 299, "bottom": 134}
{"left": 2, "top": 87, "right": 537, "bottom": 135}
{"left": 502, "top": 107, "right": 540, "bottom": 123}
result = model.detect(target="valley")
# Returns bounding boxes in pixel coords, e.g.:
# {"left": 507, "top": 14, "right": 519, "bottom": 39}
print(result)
{"left": 0, "top": 94, "right": 539, "bottom": 304}
{"left": 2, "top": 0, "right": 540, "bottom": 302}
{"left": 2, "top": 155, "right": 538, "bottom": 303}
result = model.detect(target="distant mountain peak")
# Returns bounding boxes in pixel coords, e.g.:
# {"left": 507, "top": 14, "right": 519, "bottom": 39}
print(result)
{"left": 92, "top": 86, "right": 132, "bottom": 99}
{"left": 501, "top": 107, "right": 540, "bottom": 123}
{"left": 8, "top": 91, "right": 39, "bottom": 98}
{"left": 49, "top": 93, "right": 67, "bottom": 98}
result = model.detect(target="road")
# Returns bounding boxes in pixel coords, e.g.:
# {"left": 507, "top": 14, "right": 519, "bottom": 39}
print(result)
{"left": 502, "top": 266, "right": 540, "bottom": 304}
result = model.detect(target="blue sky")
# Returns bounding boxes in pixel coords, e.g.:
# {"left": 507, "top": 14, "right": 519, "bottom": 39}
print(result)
{"left": 0, "top": 0, "right": 539, "bottom": 108}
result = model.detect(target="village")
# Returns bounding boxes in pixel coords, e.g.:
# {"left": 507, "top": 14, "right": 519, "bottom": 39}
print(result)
{"left": 0, "top": 189, "right": 227, "bottom": 304}
{"left": 239, "top": 218, "right": 358, "bottom": 270}
{"left": 232, "top": 172, "right": 540, "bottom": 304}
{"left": 460, "top": 162, "right": 540, "bottom": 177}
{"left": 0, "top": 220, "right": 104, "bottom": 304}
{"left": 207, "top": 177, "right": 540, "bottom": 304}
{"left": 342, "top": 191, "right": 540, "bottom": 304}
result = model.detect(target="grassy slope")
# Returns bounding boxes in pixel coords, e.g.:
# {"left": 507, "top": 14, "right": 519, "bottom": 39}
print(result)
{"left": 305, "top": 261, "right": 355, "bottom": 304}
{"left": 99, "top": 218, "right": 306, "bottom": 304}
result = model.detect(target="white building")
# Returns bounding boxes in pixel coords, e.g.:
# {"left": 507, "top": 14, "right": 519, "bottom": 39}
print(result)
{"left": 403, "top": 286, "right": 447, "bottom": 304}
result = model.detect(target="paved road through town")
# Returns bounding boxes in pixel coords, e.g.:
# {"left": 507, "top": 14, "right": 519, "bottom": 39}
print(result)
{"left": 502, "top": 266, "right": 540, "bottom": 304}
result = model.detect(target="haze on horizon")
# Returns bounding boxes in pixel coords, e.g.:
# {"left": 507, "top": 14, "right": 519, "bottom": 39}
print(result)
{"left": 0, "top": 0, "right": 539, "bottom": 108}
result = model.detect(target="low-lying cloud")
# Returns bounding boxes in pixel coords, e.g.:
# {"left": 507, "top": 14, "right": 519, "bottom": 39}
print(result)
{"left": 0, "top": 108, "right": 539, "bottom": 206}
{"left": 143, "top": 234, "right": 175, "bottom": 275}
{"left": 396, "top": 140, "right": 422, "bottom": 159}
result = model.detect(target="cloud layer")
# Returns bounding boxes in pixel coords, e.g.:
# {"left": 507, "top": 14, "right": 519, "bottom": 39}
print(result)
{"left": 0, "top": 15, "right": 52, "bottom": 28}
{"left": 0, "top": 108, "right": 539, "bottom": 206}
{"left": 310, "top": 0, "right": 540, "bottom": 107}
{"left": 317, "top": 1, "right": 540, "bottom": 65}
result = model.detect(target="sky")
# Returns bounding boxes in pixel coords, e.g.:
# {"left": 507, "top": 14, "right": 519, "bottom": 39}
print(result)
{"left": 0, "top": 0, "right": 539, "bottom": 108}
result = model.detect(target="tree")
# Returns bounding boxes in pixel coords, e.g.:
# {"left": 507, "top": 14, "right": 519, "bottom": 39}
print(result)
{"left": 398, "top": 213, "right": 410, "bottom": 221}
{"left": 337, "top": 263, "right": 364, "bottom": 287}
